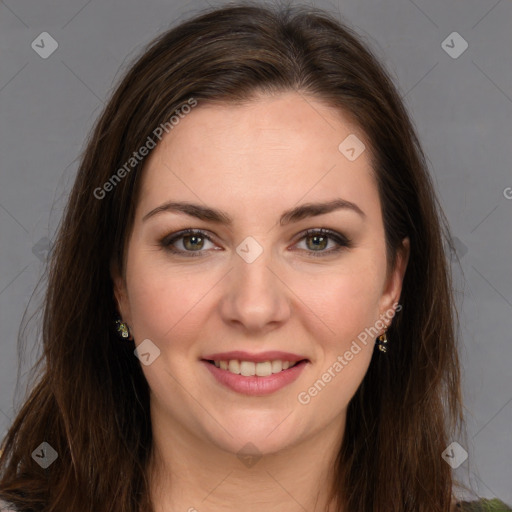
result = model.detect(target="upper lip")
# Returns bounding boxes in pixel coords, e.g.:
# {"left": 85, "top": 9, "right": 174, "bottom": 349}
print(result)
{"left": 202, "top": 351, "right": 308, "bottom": 363}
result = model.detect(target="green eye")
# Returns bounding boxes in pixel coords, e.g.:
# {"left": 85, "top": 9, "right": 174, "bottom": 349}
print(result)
{"left": 161, "top": 229, "right": 215, "bottom": 257}
{"left": 295, "top": 228, "right": 353, "bottom": 257}
{"left": 160, "top": 227, "right": 352, "bottom": 258}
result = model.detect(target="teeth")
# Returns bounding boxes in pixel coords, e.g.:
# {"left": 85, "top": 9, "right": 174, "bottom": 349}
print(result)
{"left": 212, "top": 359, "right": 300, "bottom": 376}
{"left": 228, "top": 359, "right": 240, "bottom": 374}
{"left": 240, "top": 361, "right": 255, "bottom": 376}
{"left": 271, "top": 360, "right": 282, "bottom": 373}
{"left": 256, "top": 361, "right": 272, "bottom": 377}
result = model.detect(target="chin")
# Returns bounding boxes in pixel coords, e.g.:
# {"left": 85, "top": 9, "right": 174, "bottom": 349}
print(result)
{"left": 201, "top": 408, "right": 305, "bottom": 457}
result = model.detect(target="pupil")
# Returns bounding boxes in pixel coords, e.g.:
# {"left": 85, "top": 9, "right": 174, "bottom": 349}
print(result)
{"left": 185, "top": 235, "right": 203, "bottom": 250}
{"left": 182, "top": 234, "right": 328, "bottom": 252}
{"left": 308, "top": 235, "right": 327, "bottom": 250}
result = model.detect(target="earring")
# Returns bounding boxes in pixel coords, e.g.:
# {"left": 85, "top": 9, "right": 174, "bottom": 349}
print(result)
{"left": 115, "top": 319, "right": 132, "bottom": 340}
{"left": 376, "top": 331, "right": 388, "bottom": 353}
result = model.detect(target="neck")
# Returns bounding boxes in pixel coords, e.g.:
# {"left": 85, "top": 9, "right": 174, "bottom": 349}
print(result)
{"left": 147, "top": 406, "right": 346, "bottom": 512}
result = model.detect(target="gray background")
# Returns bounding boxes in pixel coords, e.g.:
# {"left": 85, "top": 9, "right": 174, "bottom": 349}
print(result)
{"left": 0, "top": 0, "right": 511, "bottom": 503}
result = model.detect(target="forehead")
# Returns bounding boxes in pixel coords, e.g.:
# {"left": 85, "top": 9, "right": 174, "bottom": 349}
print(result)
{"left": 137, "top": 92, "right": 379, "bottom": 223}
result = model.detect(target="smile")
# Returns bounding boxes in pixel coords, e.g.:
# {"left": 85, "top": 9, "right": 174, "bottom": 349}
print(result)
{"left": 201, "top": 351, "right": 309, "bottom": 395}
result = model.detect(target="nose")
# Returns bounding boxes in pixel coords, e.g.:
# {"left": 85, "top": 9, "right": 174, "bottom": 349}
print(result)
{"left": 218, "top": 241, "right": 291, "bottom": 334}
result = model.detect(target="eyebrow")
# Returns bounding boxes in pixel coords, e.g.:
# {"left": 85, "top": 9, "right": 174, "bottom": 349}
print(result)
{"left": 142, "top": 198, "right": 366, "bottom": 225}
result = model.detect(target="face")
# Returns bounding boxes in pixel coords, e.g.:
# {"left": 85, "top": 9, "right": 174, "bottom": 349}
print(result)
{"left": 112, "top": 91, "right": 409, "bottom": 457}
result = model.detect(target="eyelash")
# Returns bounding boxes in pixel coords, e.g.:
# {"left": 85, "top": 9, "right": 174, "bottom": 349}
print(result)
{"left": 159, "top": 228, "right": 353, "bottom": 258}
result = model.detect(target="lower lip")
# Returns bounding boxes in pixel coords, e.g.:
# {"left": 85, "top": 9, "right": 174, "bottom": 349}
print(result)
{"left": 202, "top": 360, "right": 308, "bottom": 396}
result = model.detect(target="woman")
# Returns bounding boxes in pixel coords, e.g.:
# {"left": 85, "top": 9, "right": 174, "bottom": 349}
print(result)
{"left": 0, "top": 3, "right": 510, "bottom": 511}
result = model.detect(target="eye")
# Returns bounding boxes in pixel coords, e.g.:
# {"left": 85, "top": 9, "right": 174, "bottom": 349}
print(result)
{"left": 292, "top": 228, "right": 352, "bottom": 257}
{"left": 160, "top": 229, "right": 217, "bottom": 257}
{"left": 159, "top": 227, "right": 352, "bottom": 258}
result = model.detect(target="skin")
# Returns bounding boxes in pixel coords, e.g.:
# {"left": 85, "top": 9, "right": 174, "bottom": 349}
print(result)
{"left": 112, "top": 91, "right": 410, "bottom": 512}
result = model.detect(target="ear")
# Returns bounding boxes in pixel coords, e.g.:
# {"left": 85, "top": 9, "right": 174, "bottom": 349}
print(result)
{"left": 110, "top": 259, "right": 131, "bottom": 325}
{"left": 378, "top": 237, "right": 410, "bottom": 327}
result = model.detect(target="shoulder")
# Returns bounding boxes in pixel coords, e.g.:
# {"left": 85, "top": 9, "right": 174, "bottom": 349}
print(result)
{"left": 0, "top": 499, "right": 18, "bottom": 512}
{"left": 0, "top": 501, "right": 17, "bottom": 512}
{"left": 455, "top": 498, "right": 512, "bottom": 511}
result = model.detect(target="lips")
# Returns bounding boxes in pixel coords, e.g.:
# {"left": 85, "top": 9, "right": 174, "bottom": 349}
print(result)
{"left": 201, "top": 350, "right": 309, "bottom": 395}
{"left": 203, "top": 360, "right": 308, "bottom": 395}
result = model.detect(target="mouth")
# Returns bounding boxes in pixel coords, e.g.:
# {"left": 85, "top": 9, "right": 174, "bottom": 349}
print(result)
{"left": 200, "top": 352, "right": 310, "bottom": 395}
{"left": 201, "top": 356, "right": 310, "bottom": 397}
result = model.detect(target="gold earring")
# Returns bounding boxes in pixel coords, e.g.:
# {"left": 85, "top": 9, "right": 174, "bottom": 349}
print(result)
{"left": 376, "top": 331, "right": 388, "bottom": 352}
{"left": 115, "top": 319, "right": 132, "bottom": 340}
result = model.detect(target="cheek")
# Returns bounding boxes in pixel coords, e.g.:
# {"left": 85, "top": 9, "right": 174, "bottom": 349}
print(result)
{"left": 124, "top": 252, "right": 217, "bottom": 345}
{"left": 294, "top": 268, "right": 380, "bottom": 416}
{"left": 293, "top": 259, "right": 383, "bottom": 348}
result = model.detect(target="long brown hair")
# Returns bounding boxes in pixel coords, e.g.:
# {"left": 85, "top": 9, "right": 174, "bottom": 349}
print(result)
{"left": 1, "top": 2, "right": 467, "bottom": 511}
